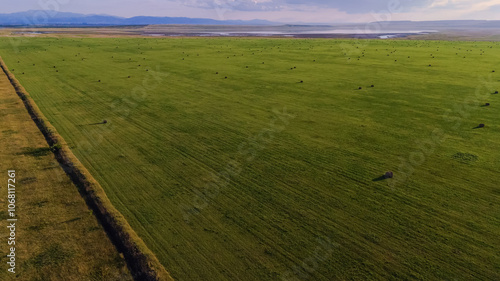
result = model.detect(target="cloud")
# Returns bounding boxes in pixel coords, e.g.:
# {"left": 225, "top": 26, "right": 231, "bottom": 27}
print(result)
{"left": 178, "top": 0, "right": 433, "bottom": 13}
{"left": 179, "top": 0, "right": 283, "bottom": 11}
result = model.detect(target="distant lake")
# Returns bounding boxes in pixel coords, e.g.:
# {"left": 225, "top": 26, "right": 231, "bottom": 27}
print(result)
{"left": 302, "top": 29, "right": 437, "bottom": 34}
{"left": 191, "top": 29, "right": 438, "bottom": 38}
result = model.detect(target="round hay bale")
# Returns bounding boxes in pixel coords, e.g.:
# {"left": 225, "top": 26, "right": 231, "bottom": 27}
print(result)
{"left": 479, "top": 124, "right": 485, "bottom": 128}
{"left": 359, "top": 87, "right": 362, "bottom": 90}
{"left": 103, "top": 120, "right": 108, "bottom": 124}
{"left": 384, "top": 171, "right": 394, "bottom": 179}
{"left": 485, "top": 103, "right": 490, "bottom": 106}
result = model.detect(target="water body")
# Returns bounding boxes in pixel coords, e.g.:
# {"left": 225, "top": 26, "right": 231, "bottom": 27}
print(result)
{"left": 145, "top": 29, "right": 438, "bottom": 39}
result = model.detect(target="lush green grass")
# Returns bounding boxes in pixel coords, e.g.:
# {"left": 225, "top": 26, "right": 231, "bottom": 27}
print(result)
{"left": 0, "top": 67, "right": 130, "bottom": 281}
{"left": 1, "top": 36, "right": 499, "bottom": 280}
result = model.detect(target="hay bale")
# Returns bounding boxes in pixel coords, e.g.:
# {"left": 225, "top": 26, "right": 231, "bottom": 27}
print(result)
{"left": 384, "top": 171, "right": 394, "bottom": 179}
{"left": 103, "top": 120, "right": 108, "bottom": 124}
{"left": 478, "top": 124, "right": 485, "bottom": 128}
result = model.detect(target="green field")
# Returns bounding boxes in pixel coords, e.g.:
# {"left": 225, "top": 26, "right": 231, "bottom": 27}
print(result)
{"left": 0, "top": 37, "right": 499, "bottom": 280}
{"left": 0, "top": 53, "right": 130, "bottom": 281}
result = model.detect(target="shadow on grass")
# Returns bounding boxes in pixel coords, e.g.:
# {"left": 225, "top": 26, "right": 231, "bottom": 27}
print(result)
{"left": 473, "top": 125, "right": 485, "bottom": 129}
{"left": 20, "top": 147, "right": 51, "bottom": 157}
{"left": 372, "top": 175, "right": 387, "bottom": 182}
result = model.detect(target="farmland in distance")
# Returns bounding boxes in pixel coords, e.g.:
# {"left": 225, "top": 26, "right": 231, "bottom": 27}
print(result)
{"left": 0, "top": 37, "right": 499, "bottom": 280}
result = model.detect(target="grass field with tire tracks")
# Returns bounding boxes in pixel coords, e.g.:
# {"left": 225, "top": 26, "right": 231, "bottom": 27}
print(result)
{"left": 0, "top": 37, "right": 499, "bottom": 280}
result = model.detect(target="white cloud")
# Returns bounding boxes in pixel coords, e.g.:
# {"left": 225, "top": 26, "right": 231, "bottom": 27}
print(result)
{"left": 396, "top": 0, "right": 500, "bottom": 21}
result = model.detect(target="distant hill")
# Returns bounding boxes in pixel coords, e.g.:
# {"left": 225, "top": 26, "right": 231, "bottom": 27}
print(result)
{"left": 0, "top": 10, "right": 277, "bottom": 26}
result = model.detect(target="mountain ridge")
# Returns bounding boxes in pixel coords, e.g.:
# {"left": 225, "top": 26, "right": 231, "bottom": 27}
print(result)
{"left": 0, "top": 10, "right": 277, "bottom": 26}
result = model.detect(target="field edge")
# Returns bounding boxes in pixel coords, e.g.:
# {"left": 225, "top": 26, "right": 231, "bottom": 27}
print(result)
{"left": 0, "top": 56, "right": 174, "bottom": 281}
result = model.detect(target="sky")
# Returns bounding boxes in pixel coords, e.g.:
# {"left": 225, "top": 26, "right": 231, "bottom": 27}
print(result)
{"left": 3, "top": 0, "right": 500, "bottom": 23}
